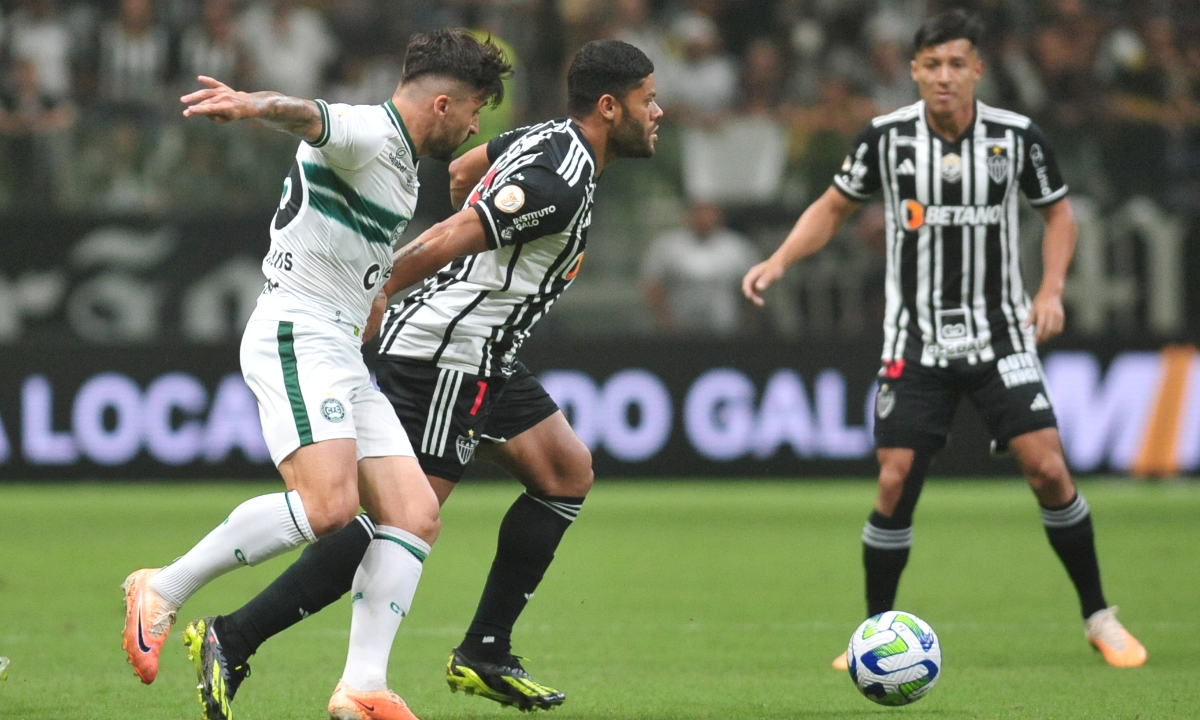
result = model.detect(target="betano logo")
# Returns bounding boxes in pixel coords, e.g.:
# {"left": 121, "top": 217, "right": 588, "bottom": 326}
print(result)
{"left": 903, "top": 201, "right": 1004, "bottom": 231}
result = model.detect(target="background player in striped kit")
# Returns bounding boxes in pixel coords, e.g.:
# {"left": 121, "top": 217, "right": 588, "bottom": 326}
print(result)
{"left": 124, "top": 30, "right": 512, "bottom": 720}
{"left": 742, "top": 10, "right": 1146, "bottom": 670}
{"left": 193, "top": 39, "right": 661, "bottom": 714}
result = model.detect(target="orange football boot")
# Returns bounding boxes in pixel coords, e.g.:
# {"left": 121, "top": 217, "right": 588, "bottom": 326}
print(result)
{"left": 121, "top": 568, "right": 178, "bottom": 684}
{"left": 831, "top": 650, "right": 849, "bottom": 670}
{"left": 328, "top": 682, "right": 422, "bottom": 720}
{"left": 1085, "top": 606, "right": 1147, "bottom": 668}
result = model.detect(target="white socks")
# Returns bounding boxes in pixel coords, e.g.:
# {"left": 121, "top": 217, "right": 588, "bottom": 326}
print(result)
{"left": 340, "top": 525, "right": 430, "bottom": 691}
{"left": 150, "top": 490, "right": 315, "bottom": 607}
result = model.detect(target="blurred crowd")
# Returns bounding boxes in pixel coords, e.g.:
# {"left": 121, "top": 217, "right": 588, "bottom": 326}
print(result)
{"left": 2, "top": 0, "right": 1198, "bottom": 336}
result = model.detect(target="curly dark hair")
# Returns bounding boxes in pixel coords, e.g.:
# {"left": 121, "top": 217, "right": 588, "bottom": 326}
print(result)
{"left": 402, "top": 29, "right": 513, "bottom": 108}
{"left": 566, "top": 40, "right": 654, "bottom": 117}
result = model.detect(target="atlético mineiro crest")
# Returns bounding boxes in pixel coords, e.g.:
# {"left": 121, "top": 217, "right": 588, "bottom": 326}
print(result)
{"left": 875, "top": 384, "right": 896, "bottom": 419}
{"left": 987, "top": 146, "right": 1008, "bottom": 184}
{"left": 456, "top": 430, "right": 479, "bottom": 465}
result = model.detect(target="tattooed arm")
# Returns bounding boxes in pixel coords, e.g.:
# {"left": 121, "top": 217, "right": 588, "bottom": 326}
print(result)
{"left": 181, "top": 75, "right": 324, "bottom": 143}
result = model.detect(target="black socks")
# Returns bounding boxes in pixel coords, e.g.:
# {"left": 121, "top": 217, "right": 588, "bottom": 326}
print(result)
{"left": 459, "top": 492, "right": 584, "bottom": 661}
{"left": 861, "top": 451, "right": 930, "bottom": 617}
{"left": 862, "top": 512, "right": 913, "bottom": 618}
{"left": 1041, "top": 492, "right": 1108, "bottom": 618}
{"left": 220, "top": 515, "right": 373, "bottom": 660}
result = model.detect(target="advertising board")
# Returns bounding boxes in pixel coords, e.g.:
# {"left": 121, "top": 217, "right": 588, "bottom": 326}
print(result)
{"left": 1, "top": 341, "right": 1194, "bottom": 479}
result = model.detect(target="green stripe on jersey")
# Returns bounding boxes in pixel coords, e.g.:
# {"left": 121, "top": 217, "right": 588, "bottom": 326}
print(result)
{"left": 277, "top": 322, "right": 313, "bottom": 446}
{"left": 302, "top": 162, "right": 409, "bottom": 245}
{"left": 375, "top": 532, "right": 428, "bottom": 563}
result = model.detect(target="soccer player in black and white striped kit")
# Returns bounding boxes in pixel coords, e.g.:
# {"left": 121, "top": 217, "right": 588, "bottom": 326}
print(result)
{"left": 743, "top": 10, "right": 1146, "bottom": 669}
{"left": 192, "top": 40, "right": 662, "bottom": 716}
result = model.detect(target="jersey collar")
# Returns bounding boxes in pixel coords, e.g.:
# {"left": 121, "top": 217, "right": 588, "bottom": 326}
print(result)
{"left": 384, "top": 99, "right": 418, "bottom": 159}
{"left": 920, "top": 98, "right": 979, "bottom": 144}
{"left": 567, "top": 119, "right": 598, "bottom": 162}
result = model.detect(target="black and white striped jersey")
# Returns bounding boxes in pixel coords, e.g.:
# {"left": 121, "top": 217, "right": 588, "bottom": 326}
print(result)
{"left": 833, "top": 99, "right": 1068, "bottom": 367}
{"left": 379, "top": 119, "right": 595, "bottom": 376}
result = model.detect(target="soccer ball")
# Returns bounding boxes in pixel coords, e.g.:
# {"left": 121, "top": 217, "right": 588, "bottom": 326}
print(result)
{"left": 847, "top": 611, "right": 941, "bottom": 706}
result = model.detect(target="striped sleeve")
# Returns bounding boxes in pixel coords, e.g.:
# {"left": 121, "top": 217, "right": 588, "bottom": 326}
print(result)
{"left": 471, "top": 164, "right": 585, "bottom": 249}
{"left": 831, "top": 125, "right": 882, "bottom": 201}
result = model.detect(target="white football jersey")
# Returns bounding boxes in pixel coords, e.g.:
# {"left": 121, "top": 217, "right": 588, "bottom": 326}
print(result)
{"left": 252, "top": 99, "right": 419, "bottom": 335}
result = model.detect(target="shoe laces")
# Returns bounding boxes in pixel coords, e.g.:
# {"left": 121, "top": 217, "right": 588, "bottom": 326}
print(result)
{"left": 149, "top": 607, "right": 178, "bottom": 637}
{"left": 1085, "top": 606, "right": 1127, "bottom": 650}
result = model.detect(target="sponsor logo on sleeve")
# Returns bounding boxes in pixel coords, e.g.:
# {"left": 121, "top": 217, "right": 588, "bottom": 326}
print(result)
{"left": 1030, "top": 143, "right": 1054, "bottom": 197}
{"left": 512, "top": 205, "right": 556, "bottom": 230}
{"left": 841, "top": 143, "right": 871, "bottom": 192}
{"left": 494, "top": 185, "right": 526, "bottom": 213}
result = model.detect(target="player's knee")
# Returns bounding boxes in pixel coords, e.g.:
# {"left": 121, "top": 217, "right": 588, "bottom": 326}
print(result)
{"left": 408, "top": 505, "right": 441, "bottom": 545}
{"left": 1024, "top": 453, "right": 1071, "bottom": 496}
{"left": 534, "top": 442, "right": 594, "bottom": 498}
{"left": 304, "top": 490, "right": 361, "bottom": 538}
{"left": 559, "top": 442, "right": 594, "bottom": 496}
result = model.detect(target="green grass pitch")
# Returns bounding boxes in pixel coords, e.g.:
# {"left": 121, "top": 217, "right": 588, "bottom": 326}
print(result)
{"left": 0, "top": 479, "right": 1196, "bottom": 719}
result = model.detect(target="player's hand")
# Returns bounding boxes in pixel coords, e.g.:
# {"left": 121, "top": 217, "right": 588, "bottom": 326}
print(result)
{"left": 741, "top": 259, "right": 786, "bottom": 307}
{"left": 1024, "top": 288, "right": 1065, "bottom": 344}
{"left": 363, "top": 291, "right": 387, "bottom": 343}
{"left": 181, "top": 76, "right": 259, "bottom": 124}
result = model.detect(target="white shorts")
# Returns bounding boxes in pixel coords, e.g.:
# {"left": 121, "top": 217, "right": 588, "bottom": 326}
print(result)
{"left": 240, "top": 316, "right": 414, "bottom": 466}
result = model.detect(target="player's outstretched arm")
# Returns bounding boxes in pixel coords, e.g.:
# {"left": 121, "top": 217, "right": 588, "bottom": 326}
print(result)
{"left": 741, "top": 186, "right": 860, "bottom": 306}
{"left": 180, "top": 76, "right": 323, "bottom": 143}
{"left": 381, "top": 208, "right": 489, "bottom": 299}
{"left": 1024, "top": 197, "right": 1076, "bottom": 344}
{"left": 449, "top": 144, "right": 492, "bottom": 208}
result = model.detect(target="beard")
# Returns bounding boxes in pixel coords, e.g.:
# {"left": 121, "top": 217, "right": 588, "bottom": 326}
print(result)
{"left": 425, "top": 126, "right": 473, "bottom": 162}
{"left": 608, "top": 107, "right": 655, "bottom": 159}
{"left": 425, "top": 134, "right": 460, "bottom": 162}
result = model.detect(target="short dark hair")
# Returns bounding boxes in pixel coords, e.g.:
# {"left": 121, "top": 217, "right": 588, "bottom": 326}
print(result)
{"left": 912, "top": 9, "right": 985, "bottom": 56}
{"left": 566, "top": 40, "right": 654, "bottom": 117}
{"left": 402, "top": 29, "right": 513, "bottom": 108}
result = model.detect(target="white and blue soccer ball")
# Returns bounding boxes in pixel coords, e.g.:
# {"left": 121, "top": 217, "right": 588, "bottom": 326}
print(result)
{"left": 847, "top": 611, "right": 941, "bottom": 706}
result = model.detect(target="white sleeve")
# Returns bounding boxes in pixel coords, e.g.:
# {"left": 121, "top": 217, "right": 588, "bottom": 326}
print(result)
{"left": 307, "top": 101, "right": 390, "bottom": 171}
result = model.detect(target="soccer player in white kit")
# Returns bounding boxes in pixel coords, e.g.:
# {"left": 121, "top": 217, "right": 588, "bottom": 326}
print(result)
{"left": 120, "top": 30, "right": 512, "bottom": 720}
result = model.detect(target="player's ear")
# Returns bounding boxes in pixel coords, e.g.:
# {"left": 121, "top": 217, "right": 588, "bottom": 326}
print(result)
{"left": 433, "top": 94, "right": 451, "bottom": 117}
{"left": 596, "top": 93, "right": 620, "bottom": 122}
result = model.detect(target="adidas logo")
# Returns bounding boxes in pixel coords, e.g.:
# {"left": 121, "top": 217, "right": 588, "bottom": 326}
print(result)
{"left": 895, "top": 158, "right": 916, "bottom": 175}
{"left": 1030, "top": 393, "right": 1052, "bottom": 411}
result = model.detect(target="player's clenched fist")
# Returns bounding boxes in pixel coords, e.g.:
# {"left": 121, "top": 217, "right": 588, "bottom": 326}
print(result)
{"left": 180, "top": 76, "right": 259, "bottom": 124}
{"left": 741, "top": 259, "right": 785, "bottom": 307}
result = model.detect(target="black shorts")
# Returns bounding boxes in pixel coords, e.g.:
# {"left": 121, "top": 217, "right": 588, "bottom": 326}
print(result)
{"left": 872, "top": 353, "right": 1058, "bottom": 454}
{"left": 375, "top": 357, "right": 560, "bottom": 482}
